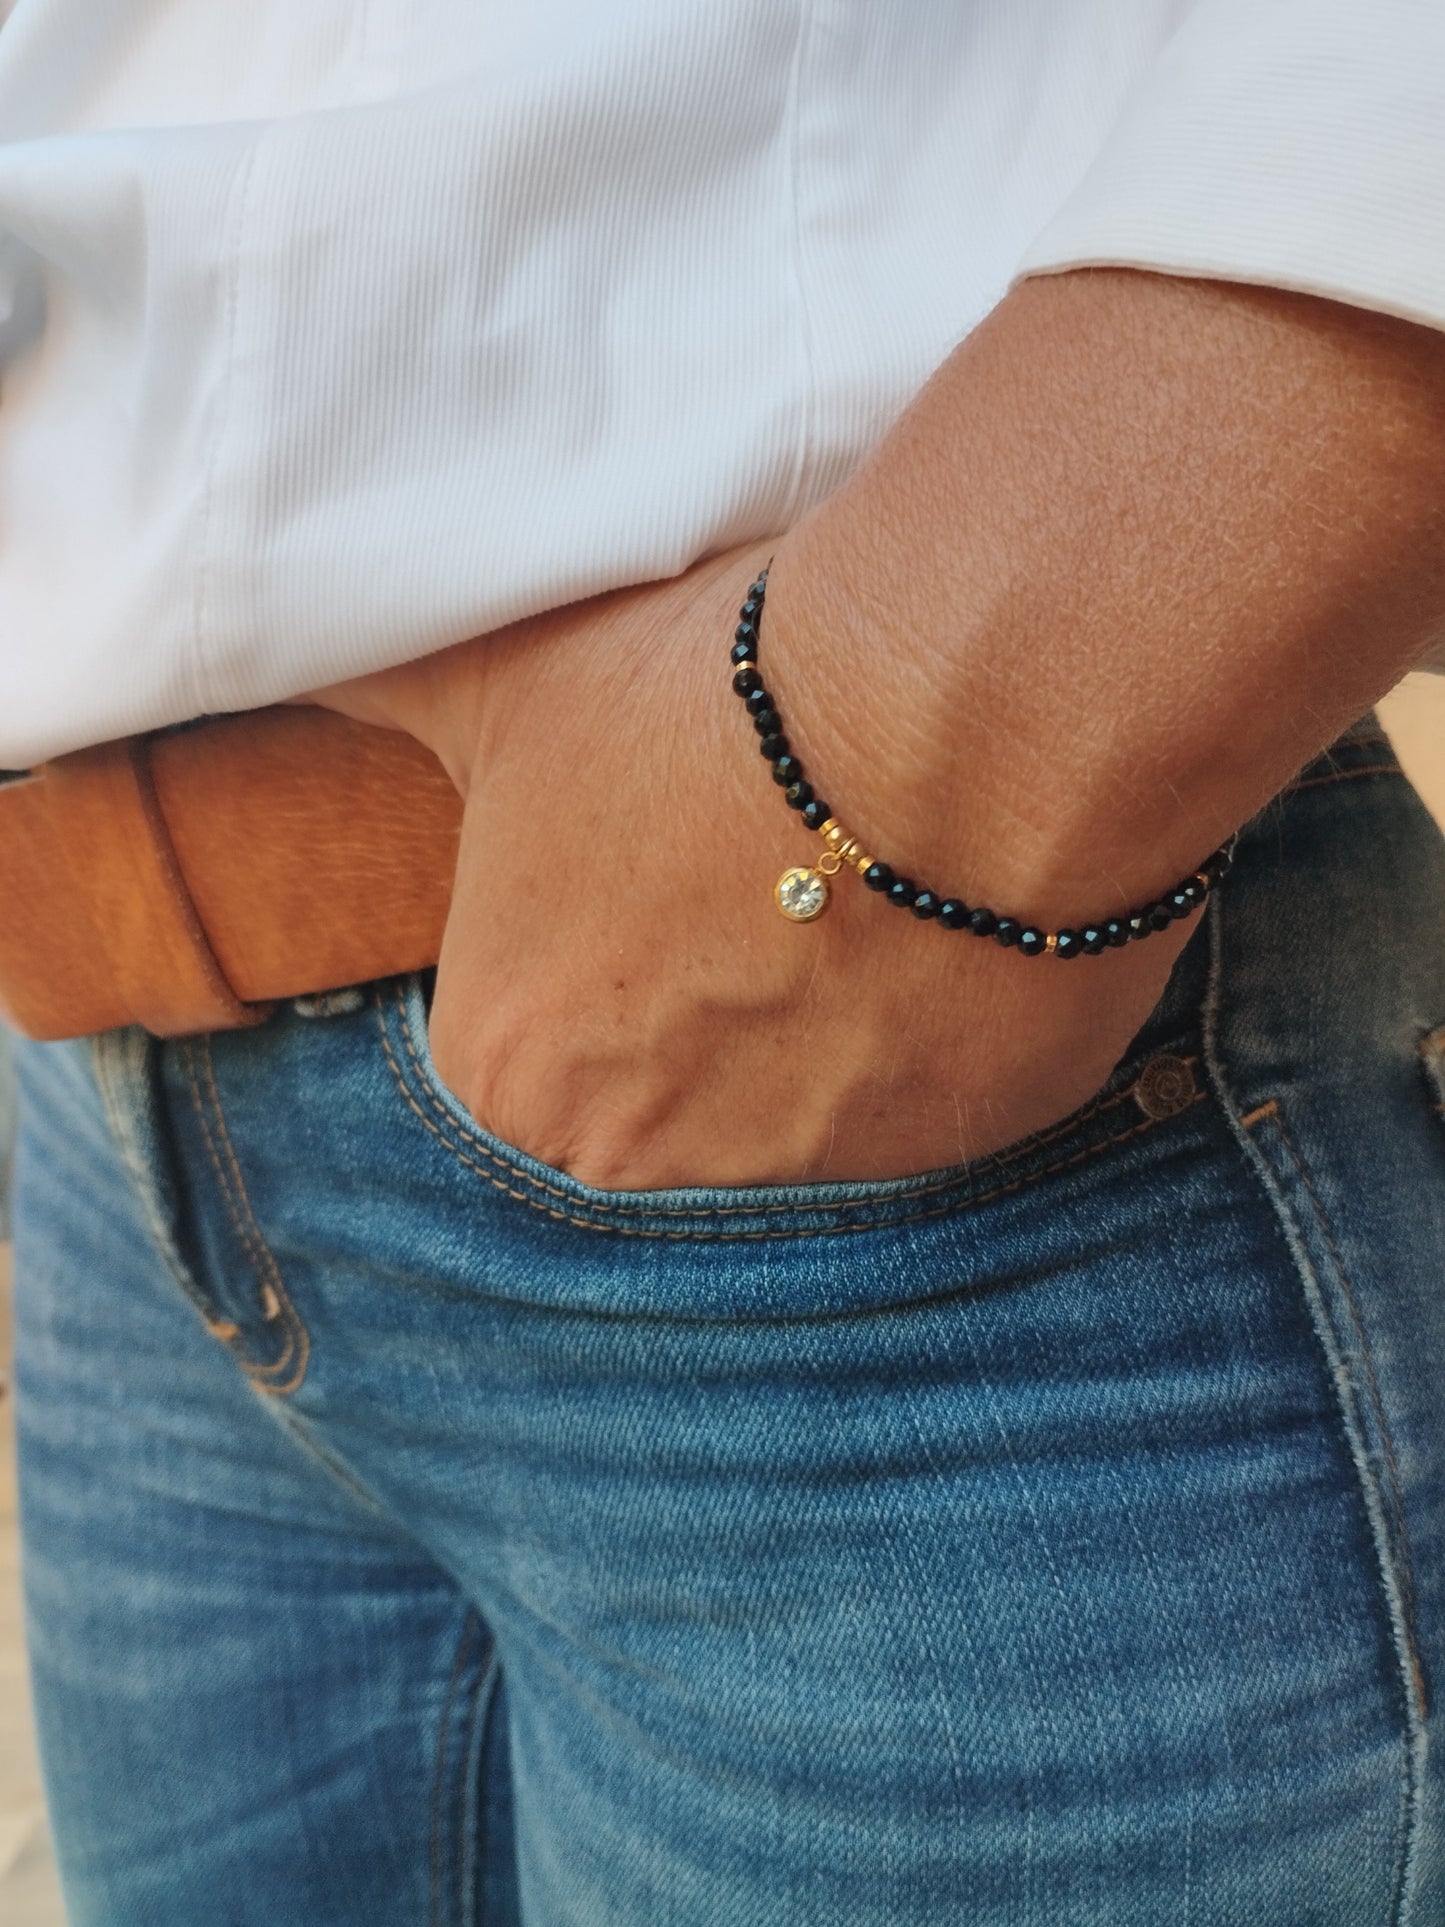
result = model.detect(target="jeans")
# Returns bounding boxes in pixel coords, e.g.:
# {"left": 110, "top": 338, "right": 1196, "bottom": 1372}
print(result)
{"left": 11, "top": 714, "right": 1445, "bottom": 1925}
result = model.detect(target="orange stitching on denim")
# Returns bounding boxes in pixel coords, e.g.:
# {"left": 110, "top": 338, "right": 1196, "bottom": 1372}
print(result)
{"left": 195, "top": 1038, "right": 310, "bottom": 1395}
{"left": 378, "top": 1004, "right": 1202, "bottom": 1242}
{"left": 1238, "top": 1100, "right": 1279, "bottom": 1130}
{"left": 1268, "top": 1108, "right": 1426, "bottom": 1714}
{"left": 182, "top": 1038, "right": 310, "bottom": 1395}
{"left": 1287, "top": 764, "right": 1402, "bottom": 792}
{"left": 385, "top": 983, "right": 1196, "bottom": 1224}
{"left": 189, "top": 1040, "right": 306, "bottom": 1387}
{"left": 180, "top": 1039, "right": 278, "bottom": 1371}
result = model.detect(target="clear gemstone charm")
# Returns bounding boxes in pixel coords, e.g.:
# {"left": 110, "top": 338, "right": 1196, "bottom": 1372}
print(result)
{"left": 775, "top": 866, "right": 829, "bottom": 922}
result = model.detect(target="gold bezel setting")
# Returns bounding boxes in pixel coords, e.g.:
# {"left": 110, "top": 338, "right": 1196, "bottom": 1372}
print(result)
{"left": 774, "top": 866, "right": 830, "bottom": 922}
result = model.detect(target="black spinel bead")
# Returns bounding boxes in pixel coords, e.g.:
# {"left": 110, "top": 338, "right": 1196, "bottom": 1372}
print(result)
{"left": 752, "top": 708, "right": 783, "bottom": 738}
{"left": 800, "top": 798, "right": 831, "bottom": 830}
{"left": 1104, "top": 918, "right": 1130, "bottom": 948}
{"left": 735, "top": 620, "right": 758, "bottom": 646}
{"left": 732, "top": 664, "right": 763, "bottom": 698}
{"left": 938, "top": 898, "right": 970, "bottom": 930}
{"left": 758, "top": 732, "right": 789, "bottom": 762}
{"left": 744, "top": 686, "right": 774, "bottom": 718}
{"left": 1081, "top": 926, "right": 1107, "bottom": 955}
{"left": 730, "top": 638, "right": 758, "bottom": 667}
{"left": 785, "top": 780, "right": 814, "bottom": 811}
{"left": 1127, "top": 912, "right": 1153, "bottom": 942}
{"left": 1146, "top": 901, "right": 1174, "bottom": 932}
{"left": 772, "top": 754, "right": 803, "bottom": 786}
{"left": 1180, "top": 877, "right": 1206, "bottom": 909}
{"left": 968, "top": 907, "right": 999, "bottom": 939}
{"left": 1167, "top": 889, "right": 1195, "bottom": 920}
{"left": 862, "top": 862, "right": 894, "bottom": 893}
{"left": 740, "top": 597, "right": 762, "bottom": 623}
{"left": 1053, "top": 929, "right": 1082, "bottom": 960}
{"left": 911, "top": 890, "right": 942, "bottom": 921}
{"left": 1017, "top": 927, "right": 1046, "bottom": 957}
{"left": 887, "top": 878, "right": 917, "bottom": 910}
{"left": 749, "top": 575, "right": 769, "bottom": 599}
{"left": 992, "top": 917, "right": 1020, "bottom": 947}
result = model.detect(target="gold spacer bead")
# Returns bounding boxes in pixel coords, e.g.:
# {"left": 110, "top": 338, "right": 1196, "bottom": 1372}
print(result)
{"left": 816, "top": 817, "right": 841, "bottom": 842}
{"left": 850, "top": 850, "right": 874, "bottom": 873}
{"left": 1044, "top": 932, "right": 1059, "bottom": 954}
{"left": 1195, "top": 872, "right": 1211, "bottom": 890}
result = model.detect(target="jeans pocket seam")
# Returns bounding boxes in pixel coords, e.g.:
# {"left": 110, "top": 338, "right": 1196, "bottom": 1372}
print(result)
{"left": 378, "top": 983, "right": 1203, "bottom": 1242}
{"left": 1286, "top": 763, "right": 1404, "bottom": 793}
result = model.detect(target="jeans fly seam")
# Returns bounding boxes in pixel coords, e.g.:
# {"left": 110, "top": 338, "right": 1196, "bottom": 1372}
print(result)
{"left": 178, "top": 1042, "right": 282, "bottom": 1375}
{"left": 90, "top": 1030, "right": 218, "bottom": 1329}
{"left": 382, "top": 985, "right": 1197, "bottom": 1233}
{"left": 181, "top": 1037, "right": 310, "bottom": 1394}
{"left": 197, "top": 1036, "right": 311, "bottom": 1393}
{"left": 1199, "top": 893, "right": 1423, "bottom": 1926}
{"left": 186, "top": 1040, "right": 308, "bottom": 1387}
{"left": 380, "top": 997, "right": 1199, "bottom": 1242}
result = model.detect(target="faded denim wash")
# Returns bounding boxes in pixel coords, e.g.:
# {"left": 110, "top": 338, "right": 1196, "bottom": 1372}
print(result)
{"left": 11, "top": 714, "right": 1445, "bottom": 1924}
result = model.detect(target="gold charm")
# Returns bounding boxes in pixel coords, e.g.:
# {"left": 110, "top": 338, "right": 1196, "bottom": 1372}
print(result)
{"left": 773, "top": 818, "right": 876, "bottom": 922}
{"left": 774, "top": 866, "right": 829, "bottom": 921}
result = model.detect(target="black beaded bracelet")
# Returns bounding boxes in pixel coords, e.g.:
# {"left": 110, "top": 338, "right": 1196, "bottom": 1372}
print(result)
{"left": 731, "top": 564, "right": 1236, "bottom": 955}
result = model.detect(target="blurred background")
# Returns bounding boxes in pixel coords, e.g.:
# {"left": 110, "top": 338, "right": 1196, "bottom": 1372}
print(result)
{"left": 0, "top": 674, "right": 1443, "bottom": 1922}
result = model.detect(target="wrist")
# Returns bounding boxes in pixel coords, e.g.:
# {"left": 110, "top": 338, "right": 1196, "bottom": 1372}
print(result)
{"left": 759, "top": 525, "right": 1228, "bottom": 939}
{"left": 761, "top": 266, "right": 1445, "bottom": 929}
{"left": 742, "top": 547, "right": 1226, "bottom": 962}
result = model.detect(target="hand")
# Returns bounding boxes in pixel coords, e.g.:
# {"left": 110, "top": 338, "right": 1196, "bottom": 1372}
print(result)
{"left": 286, "top": 265, "right": 1445, "bottom": 1191}
{"left": 295, "top": 543, "right": 1189, "bottom": 1190}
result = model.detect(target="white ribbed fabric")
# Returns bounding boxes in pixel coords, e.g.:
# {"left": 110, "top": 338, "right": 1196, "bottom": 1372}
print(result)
{"left": 1, "top": 0, "right": 1443, "bottom": 765}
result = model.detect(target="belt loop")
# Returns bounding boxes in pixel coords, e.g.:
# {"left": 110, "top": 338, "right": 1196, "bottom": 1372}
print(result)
{"left": 44, "top": 738, "right": 271, "bottom": 1037}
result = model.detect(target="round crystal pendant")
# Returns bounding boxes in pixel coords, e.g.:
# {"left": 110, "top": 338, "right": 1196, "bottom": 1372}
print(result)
{"left": 775, "top": 866, "right": 829, "bottom": 922}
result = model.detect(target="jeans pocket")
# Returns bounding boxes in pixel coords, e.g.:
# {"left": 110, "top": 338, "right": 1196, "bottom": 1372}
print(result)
{"left": 374, "top": 971, "right": 1207, "bottom": 1253}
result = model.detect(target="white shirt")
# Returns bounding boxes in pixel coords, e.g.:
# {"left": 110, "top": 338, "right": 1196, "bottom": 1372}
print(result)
{"left": 2, "top": 0, "right": 1444, "bottom": 767}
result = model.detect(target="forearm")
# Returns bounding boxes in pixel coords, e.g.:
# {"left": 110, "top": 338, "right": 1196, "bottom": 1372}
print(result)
{"left": 765, "top": 270, "right": 1445, "bottom": 922}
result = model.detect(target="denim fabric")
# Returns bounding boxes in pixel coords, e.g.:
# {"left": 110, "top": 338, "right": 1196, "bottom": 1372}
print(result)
{"left": 11, "top": 714, "right": 1445, "bottom": 1925}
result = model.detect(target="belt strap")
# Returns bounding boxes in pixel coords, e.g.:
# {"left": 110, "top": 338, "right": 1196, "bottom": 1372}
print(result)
{"left": 0, "top": 708, "right": 463, "bottom": 1041}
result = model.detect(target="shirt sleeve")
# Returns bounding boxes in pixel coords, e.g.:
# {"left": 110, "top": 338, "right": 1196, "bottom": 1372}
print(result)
{"left": 1017, "top": 0, "right": 1445, "bottom": 332}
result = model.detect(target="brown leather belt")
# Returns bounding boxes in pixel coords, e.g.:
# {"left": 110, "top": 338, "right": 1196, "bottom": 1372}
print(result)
{"left": 0, "top": 708, "right": 464, "bottom": 1042}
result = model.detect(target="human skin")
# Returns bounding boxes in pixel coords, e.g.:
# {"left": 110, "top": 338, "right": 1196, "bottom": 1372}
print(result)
{"left": 297, "top": 269, "right": 1445, "bottom": 1188}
